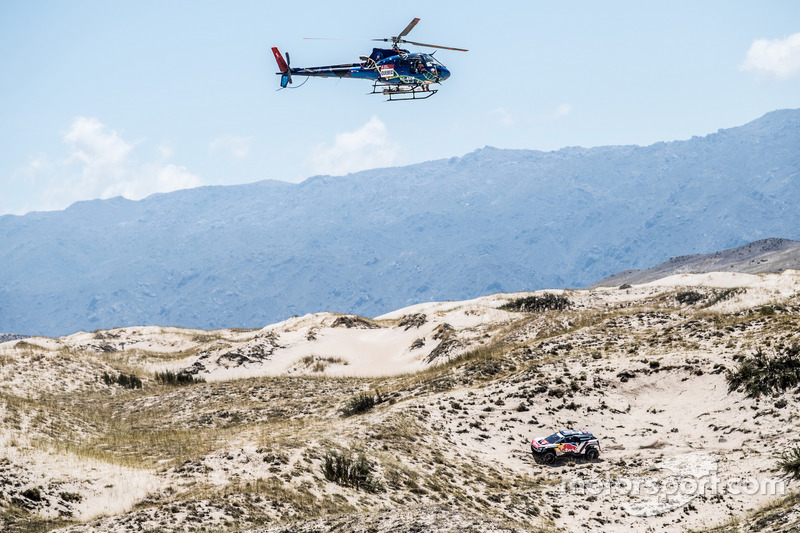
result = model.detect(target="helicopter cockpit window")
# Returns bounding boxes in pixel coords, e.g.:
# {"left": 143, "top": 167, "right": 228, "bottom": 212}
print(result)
{"left": 424, "top": 54, "right": 446, "bottom": 69}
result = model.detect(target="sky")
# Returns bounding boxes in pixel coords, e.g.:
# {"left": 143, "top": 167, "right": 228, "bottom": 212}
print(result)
{"left": 1, "top": 0, "right": 799, "bottom": 216}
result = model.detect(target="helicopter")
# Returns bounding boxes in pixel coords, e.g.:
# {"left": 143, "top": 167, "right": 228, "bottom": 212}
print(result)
{"left": 271, "top": 18, "right": 467, "bottom": 101}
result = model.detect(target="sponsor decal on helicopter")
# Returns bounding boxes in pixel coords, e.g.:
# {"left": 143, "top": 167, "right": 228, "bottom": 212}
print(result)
{"left": 379, "top": 64, "right": 396, "bottom": 78}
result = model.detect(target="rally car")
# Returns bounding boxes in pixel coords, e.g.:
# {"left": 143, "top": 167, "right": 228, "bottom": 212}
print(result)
{"left": 530, "top": 429, "right": 600, "bottom": 464}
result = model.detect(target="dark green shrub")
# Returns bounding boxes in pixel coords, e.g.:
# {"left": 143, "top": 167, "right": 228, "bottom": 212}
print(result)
{"left": 101, "top": 371, "right": 142, "bottom": 389}
{"left": 21, "top": 487, "right": 43, "bottom": 501}
{"left": 154, "top": 370, "right": 205, "bottom": 386}
{"left": 705, "top": 288, "right": 744, "bottom": 307}
{"left": 778, "top": 446, "right": 800, "bottom": 481}
{"left": 341, "top": 392, "right": 375, "bottom": 417}
{"left": 726, "top": 344, "right": 800, "bottom": 398}
{"left": 322, "top": 450, "right": 381, "bottom": 492}
{"left": 122, "top": 373, "right": 142, "bottom": 389}
{"left": 675, "top": 290, "right": 705, "bottom": 305}
{"left": 59, "top": 491, "right": 83, "bottom": 503}
{"left": 501, "top": 293, "right": 571, "bottom": 312}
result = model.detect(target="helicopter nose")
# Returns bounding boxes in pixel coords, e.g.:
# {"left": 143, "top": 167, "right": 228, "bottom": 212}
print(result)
{"left": 437, "top": 66, "right": 450, "bottom": 81}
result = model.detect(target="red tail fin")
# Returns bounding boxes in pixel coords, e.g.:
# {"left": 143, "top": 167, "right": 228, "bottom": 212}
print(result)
{"left": 272, "top": 47, "right": 289, "bottom": 73}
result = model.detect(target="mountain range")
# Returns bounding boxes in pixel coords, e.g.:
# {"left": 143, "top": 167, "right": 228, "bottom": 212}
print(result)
{"left": 2, "top": 108, "right": 799, "bottom": 336}
{"left": 591, "top": 237, "right": 800, "bottom": 287}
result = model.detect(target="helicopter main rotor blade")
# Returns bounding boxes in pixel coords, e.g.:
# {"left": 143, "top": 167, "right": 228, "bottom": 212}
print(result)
{"left": 399, "top": 39, "right": 468, "bottom": 52}
{"left": 307, "top": 18, "right": 467, "bottom": 52}
{"left": 303, "top": 37, "right": 366, "bottom": 41}
{"left": 397, "top": 18, "right": 420, "bottom": 39}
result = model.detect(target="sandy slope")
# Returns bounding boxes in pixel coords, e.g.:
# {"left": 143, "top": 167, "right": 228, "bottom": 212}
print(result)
{"left": 1, "top": 270, "right": 799, "bottom": 532}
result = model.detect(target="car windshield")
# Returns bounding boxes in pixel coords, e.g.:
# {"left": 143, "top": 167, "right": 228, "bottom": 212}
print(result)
{"left": 543, "top": 433, "right": 562, "bottom": 443}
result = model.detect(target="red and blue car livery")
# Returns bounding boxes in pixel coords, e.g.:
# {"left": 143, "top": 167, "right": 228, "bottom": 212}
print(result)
{"left": 531, "top": 429, "right": 601, "bottom": 464}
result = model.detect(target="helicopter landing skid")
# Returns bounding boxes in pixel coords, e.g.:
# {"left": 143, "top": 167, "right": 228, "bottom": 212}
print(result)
{"left": 371, "top": 82, "right": 437, "bottom": 101}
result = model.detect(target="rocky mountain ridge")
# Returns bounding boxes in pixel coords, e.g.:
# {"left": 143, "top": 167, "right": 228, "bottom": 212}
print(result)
{"left": 591, "top": 237, "right": 800, "bottom": 287}
{"left": 2, "top": 109, "right": 800, "bottom": 336}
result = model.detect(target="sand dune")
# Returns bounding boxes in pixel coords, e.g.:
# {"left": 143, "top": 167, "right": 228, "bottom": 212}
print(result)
{"left": 1, "top": 271, "right": 799, "bottom": 531}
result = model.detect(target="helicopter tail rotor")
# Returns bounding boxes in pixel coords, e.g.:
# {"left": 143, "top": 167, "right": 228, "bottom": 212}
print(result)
{"left": 271, "top": 47, "right": 292, "bottom": 88}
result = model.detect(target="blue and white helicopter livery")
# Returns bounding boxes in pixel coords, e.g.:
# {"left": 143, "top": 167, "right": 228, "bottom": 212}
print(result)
{"left": 272, "top": 18, "right": 467, "bottom": 101}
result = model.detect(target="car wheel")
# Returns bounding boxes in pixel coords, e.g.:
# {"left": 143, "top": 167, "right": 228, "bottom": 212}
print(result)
{"left": 542, "top": 451, "right": 556, "bottom": 465}
{"left": 585, "top": 447, "right": 599, "bottom": 461}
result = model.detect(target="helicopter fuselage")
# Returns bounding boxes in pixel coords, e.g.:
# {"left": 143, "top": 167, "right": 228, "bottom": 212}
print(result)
{"left": 272, "top": 18, "right": 465, "bottom": 100}
{"left": 279, "top": 48, "right": 450, "bottom": 86}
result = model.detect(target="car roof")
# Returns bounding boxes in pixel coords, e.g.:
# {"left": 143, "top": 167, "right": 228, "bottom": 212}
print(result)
{"left": 560, "top": 429, "right": 593, "bottom": 437}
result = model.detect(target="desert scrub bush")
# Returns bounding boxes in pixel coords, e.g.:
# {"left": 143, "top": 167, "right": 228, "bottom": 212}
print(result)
{"left": 341, "top": 392, "right": 375, "bottom": 417}
{"left": 59, "top": 491, "right": 82, "bottom": 503}
{"left": 704, "top": 288, "right": 745, "bottom": 307}
{"left": 501, "top": 293, "right": 571, "bottom": 312}
{"left": 322, "top": 449, "right": 382, "bottom": 492}
{"left": 675, "top": 290, "right": 705, "bottom": 305}
{"left": 21, "top": 487, "right": 43, "bottom": 501}
{"left": 726, "top": 344, "right": 800, "bottom": 398}
{"left": 300, "top": 354, "right": 347, "bottom": 372}
{"left": 101, "top": 371, "right": 142, "bottom": 389}
{"left": 191, "top": 333, "right": 218, "bottom": 343}
{"left": 154, "top": 370, "right": 205, "bottom": 386}
{"left": 778, "top": 446, "right": 800, "bottom": 481}
{"left": 14, "top": 340, "right": 45, "bottom": 351}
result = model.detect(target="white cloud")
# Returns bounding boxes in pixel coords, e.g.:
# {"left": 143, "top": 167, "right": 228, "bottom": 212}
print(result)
{"left": 210, "top": 135, "right": 254, "bottom": 159}
{"left": 23, "top": 155, "right": 51, "bottom": 175}
{"left": 64, "top": 116, "right": 132, "bottom": 168}
{"left": 155, "top": 163, "right": 201, "bottom": 193}
{"left": 490, "top": 107, "right": 515, "bottom": 126}
{"left": 305, "top": 116, "right": 399, "bottom": 176}
{"left": 15, "top": 117, "right": 202, "bottom": 213}
{"left": 157, "top": 143, "right": 175, "bottom": 160}
{"left": 554, "top": 103, "right": 573, "bottom": 118}
{"left": 740, "top": 33, "right": 800, "bottom": 79}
